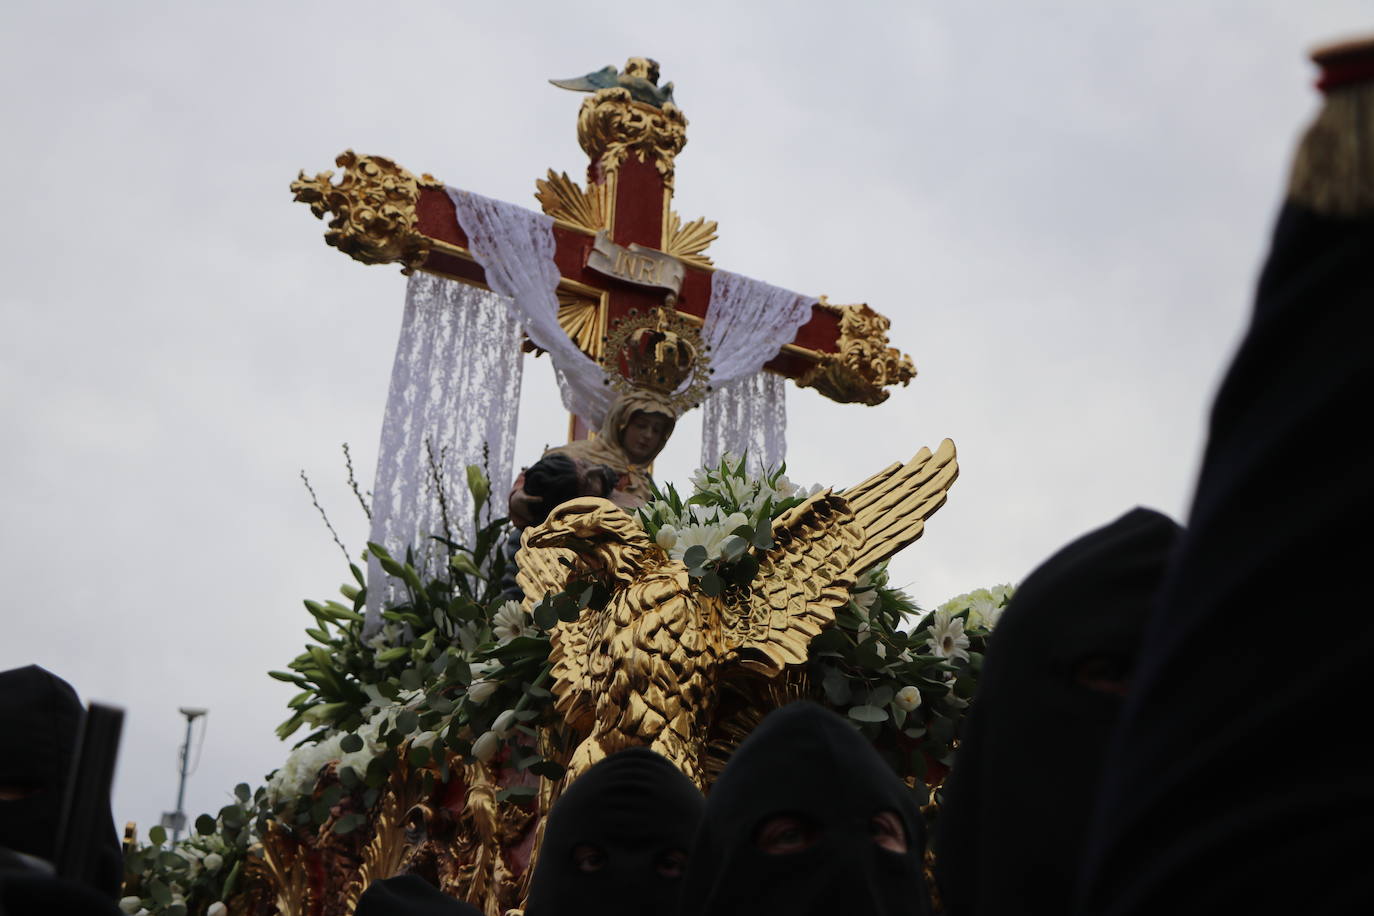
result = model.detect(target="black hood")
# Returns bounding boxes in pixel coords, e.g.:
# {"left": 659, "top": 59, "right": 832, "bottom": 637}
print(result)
{"left": 678, "top": 702, "right": 931, "bottom": 916}
{"left": 526, "top": 748, "right": 704, "bottom": 916}
{"left": 936, "top": 507, "right": 1180, "bottom": 916}
{"left": 0, "top": 665, "right": 122, "bottom": 898}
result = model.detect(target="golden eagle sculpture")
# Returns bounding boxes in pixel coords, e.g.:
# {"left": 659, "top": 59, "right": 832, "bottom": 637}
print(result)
{"left": 516, "top": 439, "right": 958, "bottom": 787}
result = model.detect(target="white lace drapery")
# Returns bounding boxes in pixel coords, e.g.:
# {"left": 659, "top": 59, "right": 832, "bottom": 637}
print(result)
{"left": 701, "top": 372, "right": 788, "bottom": 473}
{"left": 698, "top": 269, "right": 815, "bottom": 470}
{"left": 446, "top": 187, "right": 615, "bottom": 428}
{"left": 364, "top": 273, "right": 525, "bottom": 628}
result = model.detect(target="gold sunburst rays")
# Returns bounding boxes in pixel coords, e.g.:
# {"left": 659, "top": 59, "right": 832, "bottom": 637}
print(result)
{"left": 534, "top": 170, "right": 610, "bottom": 234}
{"left": 662, "top": 211, "right": 718, "bottom": 268}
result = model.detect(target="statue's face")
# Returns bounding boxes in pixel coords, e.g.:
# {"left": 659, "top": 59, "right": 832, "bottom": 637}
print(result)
{"left": 622, "top": 410, "right": 672, "bottom": 464}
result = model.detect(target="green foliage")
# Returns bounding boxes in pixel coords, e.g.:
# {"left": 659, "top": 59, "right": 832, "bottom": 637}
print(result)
{"left": 121, "top": 787, "right": 269, "bottom": 915}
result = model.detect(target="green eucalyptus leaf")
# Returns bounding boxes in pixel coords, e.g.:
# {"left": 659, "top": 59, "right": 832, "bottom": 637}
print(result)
{"left": 682, "top": 545, "right": 708, "bottom": 569}
{"left": 195, "top": 814, "right": 216, "bottom": 836}
{"left": 700, "top": 571, "right": 724, "bottom": 597}
{"left": 339, "top": 733, "right": 364, "bottom": 753}
{"left": 148, "top": 825, "right": 166, "bottom": 847}
{"left": 847, "top": 704, "right": 889, "bottom": 723}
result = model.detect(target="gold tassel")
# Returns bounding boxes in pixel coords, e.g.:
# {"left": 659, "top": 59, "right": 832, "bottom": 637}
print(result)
{"left": 1288, "top": 37, "right": 1374, "bottom": 217}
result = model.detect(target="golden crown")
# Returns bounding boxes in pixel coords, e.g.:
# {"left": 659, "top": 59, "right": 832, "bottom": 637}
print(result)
{"left": 600, "top": 304, "right": 712, "bottom": 413}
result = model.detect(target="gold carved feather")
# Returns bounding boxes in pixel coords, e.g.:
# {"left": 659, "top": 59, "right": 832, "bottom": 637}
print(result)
{"left": 839, "top": 438, "right": 959, "bottom": 577}
{"left": 722, "top": 491, "right": 863, "bottom": 677}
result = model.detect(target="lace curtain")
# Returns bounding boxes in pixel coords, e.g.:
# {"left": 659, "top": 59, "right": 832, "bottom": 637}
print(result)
{"left": 364, "top": 273, "right": 525, "bottom": 627}
{"left": 699, "top": 269, "right": 815, "bottom": 471}
{"left": 446, "top": 187, "right": 615, "bottom": 428}
{"left": 701, "top": 372, "right": 787, "bottom": 473}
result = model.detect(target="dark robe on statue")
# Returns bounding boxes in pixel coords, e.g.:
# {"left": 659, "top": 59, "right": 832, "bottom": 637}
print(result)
{"left": 1076, "top": 39, "right": 1374, "bottom": 915}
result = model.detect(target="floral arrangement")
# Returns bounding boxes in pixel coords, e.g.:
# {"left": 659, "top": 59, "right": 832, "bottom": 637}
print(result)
{"left": 119, "top": 787, "right": 267, "bottom": 916}
{"left": 123, "top": 453, "right": 1014, "bottom": 912}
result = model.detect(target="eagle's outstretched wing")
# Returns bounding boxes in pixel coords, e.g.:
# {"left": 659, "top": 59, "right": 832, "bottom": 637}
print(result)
{"left": 839, "top": 438, "right": 959, "bottom": 578}
{"left": 722, "top": 491, "right": 866, "bottom": 677}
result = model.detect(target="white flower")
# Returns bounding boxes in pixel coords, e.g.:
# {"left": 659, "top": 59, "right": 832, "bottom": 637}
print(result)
{"left": 472, "top": 729, "right": 501, "bottom": 762}
{"left": 852, "top": 585, "right": 878, "bottom": 615}
{"left": 773, "top": 475, "right": 798, "bottom": 498}
{"left": 655, "top": 524, "right": 678, "bottom": 550}
{"left": 492, "top": 709, "right": 518, "bottom": 736}
{"left": 723, "top": 511, "right": 749, "bottom": 532}
{"left": 202, "top": 852, "right": 224, "bottom": 873}
{"left": 470, "top": 661, "right": 500, "bottom": 680}
{"left": 411, "top": 730, "right": 439, "bottom": 751}
{"left": 467, "top": 678, "right": 498, "bottom": 705}
{"left": 894, "top": 686, "right": 923, "bottom": 712}
{"left": 207, "top": 904, "right": 228, "bottom": 916}
{"left": 119, "top": 897, "right": 143, "bottom": 914}
{"left": 492, "top": 600, "right": 532, "bottom": 643}
{"left": 926, "top": 609, "right": 970, "bottom": 662}
{"left": 669, "top": 522, "right": 733, "bottom": 565}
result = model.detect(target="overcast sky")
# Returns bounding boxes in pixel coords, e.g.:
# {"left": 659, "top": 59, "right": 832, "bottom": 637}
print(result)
{"left": 2, "top": 0, "right": 1367, "bottom": 840}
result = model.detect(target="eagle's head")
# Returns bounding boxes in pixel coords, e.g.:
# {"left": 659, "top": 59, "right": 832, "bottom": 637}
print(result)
{"left": 524, "top": 497, "right": 657, "bottom": 584}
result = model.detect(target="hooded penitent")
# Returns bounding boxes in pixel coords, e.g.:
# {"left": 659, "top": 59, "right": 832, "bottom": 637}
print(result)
{"left": 525, "top": 748, "right": 704, "bottom": 916}
{"left": 355, "top": 874, "right": 481, "bottom": 916}
{"left": 1077, "top": 39, "right": 1374, "bottom": 916}
{"left": 677, "top": 702, "right": 931, "bottom": 916}
{"left": 935, "top": 508, "right": 1180, "bottom": 916}
{"left": 0, "top": 666, "right": 121, "bottom": 899}
{"left": 548, "top": 392, "right": 676, "bottom": 506}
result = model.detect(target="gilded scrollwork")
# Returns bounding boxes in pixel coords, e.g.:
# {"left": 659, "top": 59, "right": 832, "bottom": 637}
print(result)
{"left": 661, "top": 211, "right": 718, "bottom": 268}
{"left": 797, "top": 303, "right": 917, "bottom": 406}
{"left": 577, "top": 87, "right": 689, "bottom": 188}
{"left": 290, "top": 150, "right": 441, "bottom": 272}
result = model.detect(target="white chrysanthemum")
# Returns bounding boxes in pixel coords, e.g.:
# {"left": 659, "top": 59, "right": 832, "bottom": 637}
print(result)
{"left": 925, "top": 609, "right": 970, "bottom": 663}
{"left": 894, "top": 686, "right": 923, "bottom": 712}
{"left": 669, "top": 522, "right": 733, "bottom": 564}
{"left": 492, "top": 600, "right": 532, "bottom": 643}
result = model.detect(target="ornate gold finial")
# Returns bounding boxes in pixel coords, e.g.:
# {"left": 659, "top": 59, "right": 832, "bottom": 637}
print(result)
{"left": 576, "top": 85, "right": 688, "bottom": 187}
{"left": 797, "top": 302, "right": 917, "bottom": 405}
{"left": 290, "top": 151, "right": 441, "bottom": 272}
{"left": 601, "top": 303, "right": 711, "bottom": 412}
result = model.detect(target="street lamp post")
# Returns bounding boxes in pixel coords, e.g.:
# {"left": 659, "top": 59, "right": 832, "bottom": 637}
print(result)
{"left": 162, "top": 707, "right": 206, "bottom": 843}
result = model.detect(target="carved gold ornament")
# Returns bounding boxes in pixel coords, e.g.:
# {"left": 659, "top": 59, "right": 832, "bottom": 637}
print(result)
{"left": 661, "top": 210, "right": 718, "bottom": 268}
{"left": 515, "top": 440, "right": 959, "bottom": 788}
{"left": 291, "top": 151, "right": 441, "bottom": 272}
{"left": 798, "top": 302, "right": 917, "bottom": 405}
{"left": 577, "top": 87, "right": 689, "bottom": 187}
{"left": 534, "top": 169, "right": 610, "bottom": 233}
